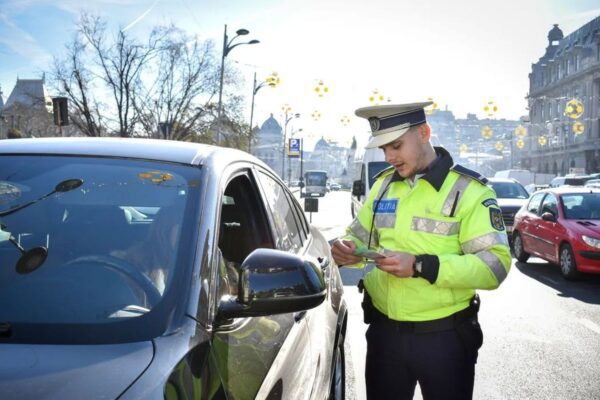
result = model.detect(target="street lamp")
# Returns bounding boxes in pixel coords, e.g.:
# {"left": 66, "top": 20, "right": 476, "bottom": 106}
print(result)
{"left": 249, "top": 72, "right": 279, "bottom": 152}
{"left": 216, "top": 24, "right": 259, "bottom": 145}
{"left": 281, "top": 107, "right": 300, "bottom": 180}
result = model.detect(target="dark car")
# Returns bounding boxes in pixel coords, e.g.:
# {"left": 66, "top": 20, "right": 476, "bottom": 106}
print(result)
{"left": 486, "top": 177, "right": 530, "bottom": 236}
{"left": 512, "top": 187, "right": 600, "bottom": 280}
{"left": 0, "top": 138, "right": 347, "bottom": 400}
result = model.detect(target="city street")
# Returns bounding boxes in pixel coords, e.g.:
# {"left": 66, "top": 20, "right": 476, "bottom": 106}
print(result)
{"left": 300, "top": 190, "right": 600, "bottom": 400}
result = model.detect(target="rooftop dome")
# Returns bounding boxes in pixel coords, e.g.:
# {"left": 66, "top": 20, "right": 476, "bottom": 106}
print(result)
{"left": 314, "top": 136, "right": 330, "bottom": 151}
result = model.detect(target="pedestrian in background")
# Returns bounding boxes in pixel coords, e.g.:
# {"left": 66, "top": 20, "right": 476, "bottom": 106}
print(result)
{"left": 331, "top": 101, "right": 511, "bottom": 400}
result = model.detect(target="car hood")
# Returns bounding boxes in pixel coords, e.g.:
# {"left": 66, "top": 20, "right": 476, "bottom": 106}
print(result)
{"left": 496, "top": 198, "right": 527, "bottom": 209}
{"left": 563, "top": 220, "right": 600, "bottom": 236}
{"left": 0, "top": 341, "right": 153, "bottom": 399}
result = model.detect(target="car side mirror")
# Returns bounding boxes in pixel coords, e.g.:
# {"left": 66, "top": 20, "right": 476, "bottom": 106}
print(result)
{"left": 216, "top": 248, "right": 326, "bottom": 320}
{"left": 352, "top": 180, "right": 364, "bottom": 196}
{"left": 541, "top": 212, "right": 556, "bottom": 222}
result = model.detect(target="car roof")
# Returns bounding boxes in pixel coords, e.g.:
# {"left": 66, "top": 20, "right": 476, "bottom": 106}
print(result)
{"left": 487, "top": 177, "right": 520, "bottom": 183}
{"left": 536, "top": 186, "right": 600, "bottom": 195}
{"left": 0, "top": 137, "right": 263, "bottom": 168}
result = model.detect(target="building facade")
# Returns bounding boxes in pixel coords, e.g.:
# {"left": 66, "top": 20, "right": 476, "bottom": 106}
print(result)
{"left": 523, "top": 18, "right": 600, "bottom": 175}
{"left": 0, "top": 77, "right": 57, "bottom": 139}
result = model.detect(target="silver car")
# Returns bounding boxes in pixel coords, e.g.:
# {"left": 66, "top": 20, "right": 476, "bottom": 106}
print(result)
{"left": 0, "top": 138, "right": 347, "bottom": 400}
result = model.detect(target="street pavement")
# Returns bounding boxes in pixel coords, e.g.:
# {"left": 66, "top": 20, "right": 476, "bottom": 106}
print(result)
{"left": 298, "top": 189, "right": 600, "bottom": 400}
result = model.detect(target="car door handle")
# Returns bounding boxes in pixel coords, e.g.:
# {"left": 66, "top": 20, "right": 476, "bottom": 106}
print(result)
{"left": 318, "top": 256, "right": 329, "bottom": 271}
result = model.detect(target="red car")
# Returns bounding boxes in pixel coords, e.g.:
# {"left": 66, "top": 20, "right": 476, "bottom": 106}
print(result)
{"left": 512, "top": 187, "right": 600, "bottom": 280}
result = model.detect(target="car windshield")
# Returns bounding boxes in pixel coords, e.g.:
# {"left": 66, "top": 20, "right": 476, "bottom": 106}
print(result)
{"left": 487, "top": 181, "right": 529, "bottom": 199}
{"left": 0, "top": 155, "right": 201, "bottom": 344}
{"left": 368, "top": 162, "right": 390, "bottom": 188}
{"left": 561, "top": 193, "right": 600, "bottom": 220}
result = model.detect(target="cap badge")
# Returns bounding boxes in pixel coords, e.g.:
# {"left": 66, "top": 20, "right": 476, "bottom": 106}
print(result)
{"left": 369, "top": 117, "right": 380, "bottom": 132}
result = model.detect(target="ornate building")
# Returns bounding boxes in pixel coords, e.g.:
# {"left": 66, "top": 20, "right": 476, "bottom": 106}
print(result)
{"left": 0, "top": 77, "right": 56, "bottom": 139}
{"left": 252, "top": 114, "right": 353, "bottom": 183}
{"left": 251, "top": 114, "right": 284, "bottom": 174}
{"left": 523, "top": 18, "right": 600, "bottom": 175}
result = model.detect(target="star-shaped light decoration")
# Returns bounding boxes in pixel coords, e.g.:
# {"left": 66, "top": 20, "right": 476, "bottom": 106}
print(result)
{"left": 516, "top": 139, "right": 525, "bottom": 149}
{"left": 538, "top": 136, "right": 547, "bottom": 146}
{"left": 565, "top": 99, "right": 584, "bottom": 119}
{"left": 459, "top": 144, "right": 468, "bottom": 154}
{"left": 266, "top": 72, "right": 280, "bottom": 88}
{"left": 314, "top": 80, "right": 329, "bottom": 97}
{"left": 425, "top": 97, "right": 439, "bottom": 115}
{"left": 369, "top": 89, "right": 385, "bottom": 105}
{"left": 514, "top": 125, "right": 527, "bottom": 138}
{"left": 311, "top": 110, "right": 322, "bottom": 121}
{"left": 495, "top": 141, "right": 504, "bottom": 151}
{"left": 572, "top": 121, "right": 585, "bottom": 135}
{"left": 483, "top": 101, "right": 498, "bottom": 118}
{"left": 481, "top": 126, "right": 493, "bottom": 139}
{"left": 340, "top": 115, "right": 350, "bottom": 126}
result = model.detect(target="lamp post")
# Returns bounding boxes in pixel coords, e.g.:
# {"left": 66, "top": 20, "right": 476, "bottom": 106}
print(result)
{"left": 281, "top": 107, "right": 300, "bottom": 180}
{"left": 249, "top": 72, "right": 279, "bottom": 152}
{"left": 216, "top": 24, "right": 259, "bottom": 145}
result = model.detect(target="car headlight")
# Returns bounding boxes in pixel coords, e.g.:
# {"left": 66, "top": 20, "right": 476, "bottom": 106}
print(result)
{"left": 582, "top": 235, "right": 600, "bottom": 249}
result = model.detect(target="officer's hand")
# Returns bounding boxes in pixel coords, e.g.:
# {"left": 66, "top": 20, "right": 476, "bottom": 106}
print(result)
{"left": 375, "top": 252, "right": 416, "bottom": 278}
{"left": 331, "top": 239, "right": 362, "bottom": 266}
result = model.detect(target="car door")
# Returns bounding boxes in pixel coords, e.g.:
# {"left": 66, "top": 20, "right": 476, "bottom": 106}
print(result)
{"left": 519, "top": 192, "right": 545, "bottom": 255}
{"left": 254, "top": 167, "right": 324, "bottom": 399}
{"left": 536, "top": 193, "right": 560, "bottom": 262}
{"left": 209, "top": 166, "right": 313, "bottom": 400}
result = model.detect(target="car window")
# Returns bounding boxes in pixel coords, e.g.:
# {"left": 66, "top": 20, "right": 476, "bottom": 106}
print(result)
{"left": 561, "top": 193, "right": 600, "bottom": 219}
{"left": 540, "top": 194, "right": 558, "bottom": 216}
{"left": 256, "top": 171, "right": 303, "bottom": 253}
{"left": 0, "top": 155, "right": 201, "bottom": 343}
{"left": 527, "top": 192, "right": 545, "bottom": 214}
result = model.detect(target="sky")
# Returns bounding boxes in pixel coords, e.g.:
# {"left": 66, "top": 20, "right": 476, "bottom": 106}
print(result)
{"left": 1, "top": 0, "right": 599, "bottom": 149}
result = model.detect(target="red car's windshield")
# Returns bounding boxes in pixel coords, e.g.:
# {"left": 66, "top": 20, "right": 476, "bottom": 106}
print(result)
{"left": 561, "top": 193, "right": 600, "bottom": 220}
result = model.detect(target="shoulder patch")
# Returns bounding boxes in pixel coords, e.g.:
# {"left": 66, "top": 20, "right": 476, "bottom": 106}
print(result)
{"left": 482, "top": 198, "right": 498, "bottom": 207}
{"left": 451, "top": 164, "right": 488, "bottom": 185}
{"left": 373, "top": 165, "right": 395, "bottom": 181}
{"left": 490, "top": 207, "right": 505, "bottom": 231}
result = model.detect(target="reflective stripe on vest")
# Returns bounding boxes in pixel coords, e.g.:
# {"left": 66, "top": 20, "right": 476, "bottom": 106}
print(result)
{"left": 441, "top": 175, "right": 471, "bottom": 216}
{"left": 349, "top": 218, "right": 371, "bottom": 244}
{"left": 476, "top": 250, "right": 508, "bottom": 284}
{"left": 374, "top": 174, "right": 396, "bottom": 229}
{"left": 411, "top": 217, "right": 461, "bottom": 235}
{"left": 461, "top": 231, "right": 509, "bottom": 254}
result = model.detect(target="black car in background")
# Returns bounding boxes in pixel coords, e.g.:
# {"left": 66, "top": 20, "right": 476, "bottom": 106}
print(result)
{"left": 0, "top": 138, "right": 347, "bottom": 400}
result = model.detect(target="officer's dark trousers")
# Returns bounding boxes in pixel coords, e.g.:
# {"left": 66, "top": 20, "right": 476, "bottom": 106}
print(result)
{"left": 365, "top": 316, "right": 476, "bottom": 400}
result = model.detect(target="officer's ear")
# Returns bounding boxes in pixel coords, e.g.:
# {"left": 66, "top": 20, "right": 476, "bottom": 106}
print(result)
{"left": 418, "top": 124, "right": 431, "bottom": 142}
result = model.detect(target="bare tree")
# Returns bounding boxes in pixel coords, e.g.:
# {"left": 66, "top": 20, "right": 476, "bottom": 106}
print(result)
{"left": 51, "top": 36, "right": 105, "bottom": 136}
{"left": 134, "top": 27, "right": 220, "bottom": 141}
{"left": 78, "top": 13, "right": 170, "bottom": 137}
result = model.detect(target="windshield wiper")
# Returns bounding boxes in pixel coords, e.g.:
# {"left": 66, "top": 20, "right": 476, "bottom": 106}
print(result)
{"left": 1, "top": 178, "right": 83, "bottom": 274}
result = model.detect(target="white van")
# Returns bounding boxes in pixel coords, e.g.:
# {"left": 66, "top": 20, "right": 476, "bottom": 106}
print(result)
{"left": 350, "top": 147, "right": 390, "bottom": 218}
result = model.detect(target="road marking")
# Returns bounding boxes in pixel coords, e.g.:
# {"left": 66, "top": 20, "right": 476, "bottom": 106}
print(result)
{"left": 578, "top": 318, "right": 600, "bottom": 335}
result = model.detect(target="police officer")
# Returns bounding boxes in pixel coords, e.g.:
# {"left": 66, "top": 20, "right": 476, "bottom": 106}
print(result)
{"left": 331, "top": 101, "right": 511, "bottom": 400}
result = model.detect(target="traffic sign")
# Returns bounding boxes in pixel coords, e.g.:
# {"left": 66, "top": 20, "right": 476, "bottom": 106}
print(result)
{"left": 288, "top": 138, "right": 301, "bottom": 157}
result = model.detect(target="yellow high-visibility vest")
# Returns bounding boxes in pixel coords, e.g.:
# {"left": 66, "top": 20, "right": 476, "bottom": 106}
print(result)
{"left": 343, "top": 149, "right": 511, "bottom": 321}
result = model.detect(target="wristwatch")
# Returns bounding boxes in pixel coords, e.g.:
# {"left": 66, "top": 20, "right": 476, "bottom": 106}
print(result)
{"left": 413, "top": 255, "right": 423, "bottom": 277}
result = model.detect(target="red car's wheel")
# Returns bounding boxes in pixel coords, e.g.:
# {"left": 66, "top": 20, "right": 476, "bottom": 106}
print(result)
{"left": 559, "top": 243, "right": 580, "bottom": 280}
{"left": 512, "top": 232, "right": 530, "bottom": 263}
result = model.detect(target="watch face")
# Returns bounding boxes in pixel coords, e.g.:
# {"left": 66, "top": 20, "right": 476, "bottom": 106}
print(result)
{"left": 416, "top": 261, "right": 423, "bottom": 273}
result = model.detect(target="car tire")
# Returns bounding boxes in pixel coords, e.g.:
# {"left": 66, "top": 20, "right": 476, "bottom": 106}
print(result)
{"left": 512, "top": 232, "right": 530, "bottom": 262}
{"left": 559, "top": 243, "right": 580, "bottom": 280}
{"left": 329, "top": 334, "right": 345, "bottom": 400}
